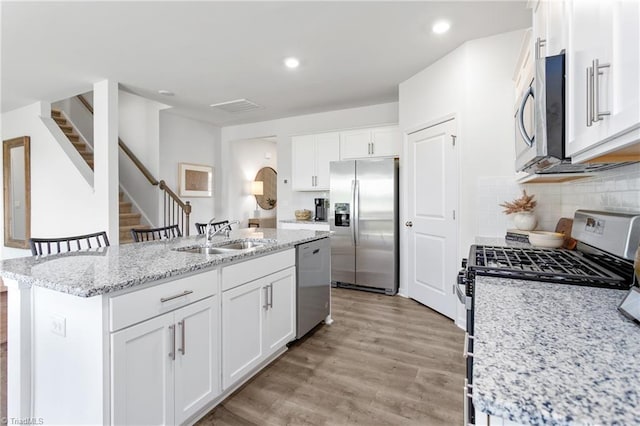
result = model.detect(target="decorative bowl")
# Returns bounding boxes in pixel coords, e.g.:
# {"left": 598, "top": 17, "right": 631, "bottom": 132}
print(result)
{"left": 528, "top": 231, "right": 564, "bottom": 248}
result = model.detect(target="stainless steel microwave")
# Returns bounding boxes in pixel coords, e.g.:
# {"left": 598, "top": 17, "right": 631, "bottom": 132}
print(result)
{"left": 515, "top": 53, "right": 566, "bottom": 173}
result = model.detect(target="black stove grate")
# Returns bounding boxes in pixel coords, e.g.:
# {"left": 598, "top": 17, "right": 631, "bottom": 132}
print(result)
{"left": 468, "top": 245, "right": 631, "bottom": 289}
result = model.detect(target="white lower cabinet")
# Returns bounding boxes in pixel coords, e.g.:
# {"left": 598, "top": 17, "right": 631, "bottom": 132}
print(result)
{"left": 111, "top": 296, "right": 219, "bottom": 425}
{"left": 222, "top": 266, "right": 296, "bottom": 390}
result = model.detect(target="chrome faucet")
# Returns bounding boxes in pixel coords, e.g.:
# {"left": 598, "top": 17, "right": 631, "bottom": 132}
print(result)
{"left": 205, "top": 219, "right": 239, "bottom": 245}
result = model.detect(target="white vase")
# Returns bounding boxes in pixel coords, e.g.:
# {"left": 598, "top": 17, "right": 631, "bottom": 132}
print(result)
{"left": 514, "top": 212, "right": 537, "bottom": 231}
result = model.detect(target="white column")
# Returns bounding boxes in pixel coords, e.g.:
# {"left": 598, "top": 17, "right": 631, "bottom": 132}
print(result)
{"left": 6, "top": 280, "right": 32, "bottom": 421}
{"left": 93, "top": 80, "right": 120, "bottom": 245}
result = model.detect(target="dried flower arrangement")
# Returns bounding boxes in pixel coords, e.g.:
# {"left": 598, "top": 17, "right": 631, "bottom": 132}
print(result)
{"left": 500, "top": 190, "right": 537, "bottom": 214}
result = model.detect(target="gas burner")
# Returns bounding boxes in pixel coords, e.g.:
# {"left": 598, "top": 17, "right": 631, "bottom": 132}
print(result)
{"left": 468, "top": 245, "right": 632, "bottom": 289}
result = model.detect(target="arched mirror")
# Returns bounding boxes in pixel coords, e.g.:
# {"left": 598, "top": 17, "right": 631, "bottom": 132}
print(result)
{"left": 3, "top": 136, "right": 31, "bottom": 249}
{"left": 254, "top": 167, "right": 277, "bottom": 210}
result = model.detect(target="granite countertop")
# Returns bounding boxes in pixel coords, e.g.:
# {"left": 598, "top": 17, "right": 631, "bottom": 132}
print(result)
{"left": 0, "top": 228, "right": 329, "bottom": 298}
{"left": 473, "top": 276, "right": 640, "bottom": 425}
{"left": 280, "top": 219, "right": 329, "bottom": 224}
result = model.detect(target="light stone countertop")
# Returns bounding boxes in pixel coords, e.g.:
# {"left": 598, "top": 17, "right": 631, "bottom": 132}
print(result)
{"left": 0, "top": 228, "right": 329, "bottom": 298}
{"left": 279, "top": 219, "right": 329, "bottom": 224}
{"left": 473, "top": 275, "right": 640, "bottom": 425}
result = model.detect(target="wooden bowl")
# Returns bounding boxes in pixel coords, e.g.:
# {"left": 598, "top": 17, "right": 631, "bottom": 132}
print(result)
{"left": 529, "top": 231, "right": 564, "bottom": 248}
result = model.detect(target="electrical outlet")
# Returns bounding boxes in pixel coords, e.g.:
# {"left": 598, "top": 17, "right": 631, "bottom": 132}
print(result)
{"left": 50, "top": 314, "right": 66, "bottom": 337}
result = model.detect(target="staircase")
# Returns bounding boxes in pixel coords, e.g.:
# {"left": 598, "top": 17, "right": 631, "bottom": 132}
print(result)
{"left": 51, "top": 110, "right": 94, "bottom": 169}
{"left": 52, "top": 109, "right": 147, "bottom": 244}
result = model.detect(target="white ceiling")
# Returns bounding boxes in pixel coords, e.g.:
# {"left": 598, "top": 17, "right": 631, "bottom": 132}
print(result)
{"left": 1, "top": 1, "right": 530, "bottom": 126}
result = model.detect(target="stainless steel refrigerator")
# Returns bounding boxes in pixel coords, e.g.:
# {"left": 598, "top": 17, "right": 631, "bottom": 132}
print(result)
{"left": 329, "top": 158, "right": 398, "bottom": 295}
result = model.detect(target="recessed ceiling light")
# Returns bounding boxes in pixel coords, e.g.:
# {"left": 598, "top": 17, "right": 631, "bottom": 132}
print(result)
{"left": 284, "top": 57, "right": 300, "bottom": 69}
{"left": 158, "top": 90, "right": 174, "bottom": 96}
{"left": 432, "top": 21, "right": 450, "bottom": 35}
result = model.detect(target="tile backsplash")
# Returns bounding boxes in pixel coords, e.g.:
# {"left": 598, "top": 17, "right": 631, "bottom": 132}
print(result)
{"left": 477, "top": 163, "right": 640, "bottom": 237}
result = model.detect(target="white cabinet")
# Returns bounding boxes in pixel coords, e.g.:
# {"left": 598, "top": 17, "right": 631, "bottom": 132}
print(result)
{"left": 340, "top": 126, "right": 400, "bottom": 159}
{"left": 531, "top": 0, "right": 568, "bottom": 59}
{"left": 111, "top": 296, "right": 219, "bottom": 425}
{"left": 566, "top": 0, "right": 640, "bottom": 161}
{"left": 222, "top": 266, "right": 295, "bottom": 390}
{"left": 292, "top": 132, "right": 340, "bottom": 191}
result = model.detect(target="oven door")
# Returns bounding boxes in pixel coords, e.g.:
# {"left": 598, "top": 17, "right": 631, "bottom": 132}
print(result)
{"left": 514, "top": 78, "right": 536, "bottom": 171}
{"left": 455, "top": 269, "right": 475, "bottom": 424}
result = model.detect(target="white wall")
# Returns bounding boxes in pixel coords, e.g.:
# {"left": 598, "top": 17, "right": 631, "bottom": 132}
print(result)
{"left": 226, "top": 138, "right": 277, "bottom": 228}
{"left": 220, "top": 102, "right": 398, "bottom": 222}
{"left": 118, "top": 91, "right": 169, "bottom": 226}
{"left": 0, "top": 102, "right": 111, "bottom": 259}
{"left": 159, "top": 111, "right": 220, "bottom": 234}
{"left": 52, "top": 92, "right": 94, "bottom": 148}
{"left": 400, "top": 29, "right": 525, "bottom": 255}
{"left": 399, "top": 29, "right": 526, "bottom": 321}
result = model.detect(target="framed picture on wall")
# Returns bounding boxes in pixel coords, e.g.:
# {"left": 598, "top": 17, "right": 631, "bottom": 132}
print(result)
{"left": 178, "top": 163, "right": 213, "bottom": 197}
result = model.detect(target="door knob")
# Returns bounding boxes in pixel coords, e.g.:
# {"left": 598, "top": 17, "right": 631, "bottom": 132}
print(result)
{"left": 405, "top": 221, "right": 413, "bottom": 227}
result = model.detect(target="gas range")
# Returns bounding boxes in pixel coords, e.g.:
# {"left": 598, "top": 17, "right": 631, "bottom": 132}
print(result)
{"left": 457, "top": 210, "right": 640, "bottom": 425}
{"left": 466, "top": 244, "right": 633, "bottom": 289}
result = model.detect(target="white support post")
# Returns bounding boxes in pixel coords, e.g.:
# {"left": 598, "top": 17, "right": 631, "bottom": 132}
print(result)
{"left": 6, "top": 280, "right": 32, "bottom": 421}
{"left": 93, "top": 80, "right": 120, "bottom": 245}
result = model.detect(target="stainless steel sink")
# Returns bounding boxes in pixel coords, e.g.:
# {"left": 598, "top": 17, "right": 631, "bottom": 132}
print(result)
{"left": 216, "top": 241, "right": 266, "bottom": 250}
{"left": 174, "top": 239, "right": 270, "bottom": 255}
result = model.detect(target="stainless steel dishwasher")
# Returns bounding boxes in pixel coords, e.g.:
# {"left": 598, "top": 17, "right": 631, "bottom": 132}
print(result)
{"left": 296, "top": 237, "right": 331, "bottom": 339}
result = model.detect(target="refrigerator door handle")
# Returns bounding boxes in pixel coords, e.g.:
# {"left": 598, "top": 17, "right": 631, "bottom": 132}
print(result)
{"left": 354, "top": 179, "right": 360, "bottom": 246}
{"left": 350, "top": 179, "right": 357, "bottom": 246}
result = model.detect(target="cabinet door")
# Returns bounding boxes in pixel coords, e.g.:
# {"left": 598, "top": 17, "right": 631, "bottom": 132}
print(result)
{"left": 567, "top": 0, "right": 613, "bottom": 156}
{"left": 607, "top": 1, "right": 639, "bottom": 138}
{"left": 340, "top": 129, "right": 371, "bottom": 159}
{"left": 292, "top": 135, "right": 316, "bottom": 190}
{"left": 111, "top": 313, "right": 174, "bottom": 426}
{"left": 371, "top": 127, "right": 400, "bottom": 157}
{"left": 315, "top": 132, "right": 341, "bottom": 190}
{"left": 263, "top": 267, "right": 296, "bottom": 356}
{"left": 174, "top": 296, "right": 219, "bottom": 425}
{"left": 221, "top": 280, "right": 264, "bottom": 389}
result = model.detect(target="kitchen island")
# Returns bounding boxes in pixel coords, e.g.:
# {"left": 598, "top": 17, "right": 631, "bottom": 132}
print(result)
{"left": 1, "top": 228, "right": 330, "bottom": 425}
{"left": 473, "top": 276, "right": 640, "bottom": 425}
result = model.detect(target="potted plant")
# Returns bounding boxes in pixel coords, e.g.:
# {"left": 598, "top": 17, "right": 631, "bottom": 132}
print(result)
{"left": 500, "top": 190, "right": 538, "bottom": 231}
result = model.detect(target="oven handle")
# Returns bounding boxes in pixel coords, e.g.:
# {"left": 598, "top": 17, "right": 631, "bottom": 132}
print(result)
{"left": 517, "top": 85, "right": 535, "bottom": 147}
{"left": 454, "top": 281, "right": 472, "bottom": 310}
{"left": 464, "top": 332, "right": 474, "bottom": 359}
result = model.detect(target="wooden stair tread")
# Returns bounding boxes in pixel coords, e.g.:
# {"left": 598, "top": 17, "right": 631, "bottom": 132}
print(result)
{"left": 51, "top": 109, "right": 62, "bottom": 117}
{"left": 119, "top": 224, "right": 149, "bottom": 231}
{"left": 119, "top": 212, "right": 141, "bottom": 219}
{"left": 53, "top": 116, "right": 67, "bottom": 125}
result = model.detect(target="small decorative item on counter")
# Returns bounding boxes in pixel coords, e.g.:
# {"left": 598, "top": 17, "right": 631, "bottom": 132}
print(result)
{"left": 500, "top": 190, "right": 538, "bottom": 231}
{"left": 528, "top": 231, "right": 564, "bottom": 248}
{"left": 294, "top": 209, "right": 312, "bottom": 221}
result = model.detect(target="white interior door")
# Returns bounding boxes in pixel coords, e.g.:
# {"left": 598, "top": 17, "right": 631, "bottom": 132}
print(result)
{"left": 406, "top": 119, "right": 458, "bottom": 319}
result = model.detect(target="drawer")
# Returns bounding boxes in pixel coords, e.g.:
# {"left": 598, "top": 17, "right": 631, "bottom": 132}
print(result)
{"left": 222, "top": 249, "right": 295, "bottom": 291}
{"left": 109, "top": 268, "right": 218, "bottom": 331}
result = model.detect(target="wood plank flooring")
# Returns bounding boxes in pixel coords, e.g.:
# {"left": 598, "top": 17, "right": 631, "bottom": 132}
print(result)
{"left": 198, "top": 288, "right": 465, "bottom": 426}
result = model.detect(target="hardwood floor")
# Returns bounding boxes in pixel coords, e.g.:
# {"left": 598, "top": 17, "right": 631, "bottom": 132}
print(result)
{"left": 198, "top": 288, "right": 465, "bottom": 426}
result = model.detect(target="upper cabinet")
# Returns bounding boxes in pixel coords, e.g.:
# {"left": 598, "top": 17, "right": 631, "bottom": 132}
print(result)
{"left": 565, "top": 0, "right": 640, "bottom": 162}
{"left": 291, "top": 125, "right": 400, "bottom": 191}
{"left": 292, "top": 132, "right": 340, "bottom": 191}
{"left": 532, "top": 0, "right": 568, "bottom": 59}
{"left": 340, "top": 126, "right": 400, "bottom": 160}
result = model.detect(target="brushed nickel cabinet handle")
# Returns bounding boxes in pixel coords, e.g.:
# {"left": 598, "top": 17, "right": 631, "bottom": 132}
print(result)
{"left": 593, "top": 58, "right": 610, "bottom": 122}
{"left": 160, "top": 290, "right": 193, "bottom": 303}
{"left": 586, "top": 66, "right": 593, "bottom": 127}
{"left": 263, "top": 286, "right": 269, "bottom": 310}
{"left": 268, "top": 283, "right": 274, "bottom": 308}
{"left": 178, "top": 320, "right": 185, "bottom": 355}
{"left": 169, "top": 324, "right": 176, "bottom": 361}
